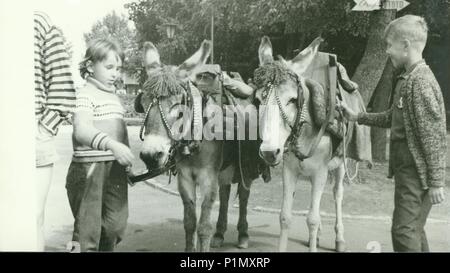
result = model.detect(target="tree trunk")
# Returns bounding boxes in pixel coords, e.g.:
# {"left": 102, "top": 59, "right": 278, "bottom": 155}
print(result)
{"left": 285, "top": 33, "right": 296, "bottom": 59}
{"left": 352, "top": 10, "right": 396, "bottom": 105}
{"left": 367, "top": 61, "right": 395, "bottom": 161}
{"left": 351, "top": 10, "right": 396, "bottom": 162}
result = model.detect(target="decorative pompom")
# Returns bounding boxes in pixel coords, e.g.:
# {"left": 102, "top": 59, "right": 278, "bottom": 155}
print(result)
{"left": 143, "top": 65, "right": 186, "bottom": 99}
{"left": 253, "top": 61, "right": 294, "bottom": 89}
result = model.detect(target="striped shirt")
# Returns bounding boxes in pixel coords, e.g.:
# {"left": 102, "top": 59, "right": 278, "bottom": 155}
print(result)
{"left": 34, "top": 11, "right": 75, "bottom": 135}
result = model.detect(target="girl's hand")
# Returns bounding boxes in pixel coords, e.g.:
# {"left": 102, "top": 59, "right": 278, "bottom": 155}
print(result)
{"left": 107, "top": 141, "right": 135, "bottom": 166}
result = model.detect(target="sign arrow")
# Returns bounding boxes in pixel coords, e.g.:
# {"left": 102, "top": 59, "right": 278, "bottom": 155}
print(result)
{"left": 352, "top": 0, "right": 410, "bottom": 11}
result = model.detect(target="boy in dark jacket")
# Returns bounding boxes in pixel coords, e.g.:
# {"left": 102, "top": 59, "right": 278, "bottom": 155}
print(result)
{"left": 342, "top": 15, "right": 446, "bottom": 252}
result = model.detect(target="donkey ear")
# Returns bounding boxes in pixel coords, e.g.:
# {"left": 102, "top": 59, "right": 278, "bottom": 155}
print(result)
{"left": 288, "top": 36, "right": 323, "bottom": 76}
{"left": 142, "top": 41, "right": 161, "bottom": 75}
{"left": 134, "top": 92, "right": 145, "bottom": 113}
{"left": 258, "top": 36, "right": 274, "bottom": 66}
{"left": 176, "top": 40, "right": 211, "bottom": 79}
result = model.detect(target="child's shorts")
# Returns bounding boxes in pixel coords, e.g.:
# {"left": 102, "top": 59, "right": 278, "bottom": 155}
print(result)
{"left": 36, "top": 122, "right": 58, "bottom": 167}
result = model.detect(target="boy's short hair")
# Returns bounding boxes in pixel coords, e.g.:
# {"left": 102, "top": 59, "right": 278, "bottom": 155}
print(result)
{"left": 79, "top": 38, "right": 125, "bottom": 79}
{"left": 384, "top": 15, "right": 428, "bottom": 51}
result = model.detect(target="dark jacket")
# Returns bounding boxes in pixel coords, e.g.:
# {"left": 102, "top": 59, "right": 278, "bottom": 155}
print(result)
{"left": 358, "top": 62, "right": 446, "bottom": 188}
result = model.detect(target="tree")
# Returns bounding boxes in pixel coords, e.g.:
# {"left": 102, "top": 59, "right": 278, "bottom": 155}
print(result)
{"left": 84, "top": 11, "right": 140, "bottom": 76}
{"left": 353, "top": 0, "right": 450, "bottom": 161}
{"left": 126, "top": 0, "right": 373, "bottom": 81}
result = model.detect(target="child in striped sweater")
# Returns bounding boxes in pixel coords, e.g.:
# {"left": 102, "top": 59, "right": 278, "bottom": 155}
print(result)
{"left": 34, "top": 11, "right": 76, "bottom": 251}
{"left": 65, "top": 38, "right": 134, "bottom": 252}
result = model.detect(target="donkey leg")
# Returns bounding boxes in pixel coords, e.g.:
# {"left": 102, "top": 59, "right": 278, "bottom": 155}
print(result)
{"left": 211, "top": 166, "right": 234, "bottom": 248}
{"left": 197, "top": 172, "right": 219, "bottom": 252}
{"left": 307, "top": 169, "right": 328, "bottom": 252}
{"left": 211, "top": 184, "right": 231, "bottom": 248}
{"left": 279, "top": 166, "right": 296, "bottom": 252}
{"left": 237, "top": 179, "right": 251, "bottom": 249}
{"left": 178, "top": 173, "right": 197, "bottom": 252}
{"left": 333, "top": 163, "right": 346, "bottom": 252}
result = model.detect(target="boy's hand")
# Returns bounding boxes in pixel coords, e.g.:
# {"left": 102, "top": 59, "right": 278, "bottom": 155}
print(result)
{"left": 338, "top": 100, "right": 358, "bottom": 122}
{"left": 429, "top": 186, "right": 445, "bottom": 205}
{"left": 107, "top": 141, "right": 135, "bottom": 166}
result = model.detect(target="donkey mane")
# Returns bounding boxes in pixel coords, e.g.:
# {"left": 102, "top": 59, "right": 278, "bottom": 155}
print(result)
{"left": 253, "top": 60, "right": 296, "bottom": 89}
{"left": 143, "top": 65, "right": 186, "bottom": 99}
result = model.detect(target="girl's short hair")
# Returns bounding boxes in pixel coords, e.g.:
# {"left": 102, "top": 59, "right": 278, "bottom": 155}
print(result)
{"left": 384, "top": 15, "right": 428, "bottom": 50}
{"left": 79, "top": 38, "right": 125, "bottom": 79}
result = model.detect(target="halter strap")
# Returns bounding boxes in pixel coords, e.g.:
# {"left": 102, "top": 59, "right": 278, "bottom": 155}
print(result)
{"left": 261, "top": 73, "right": 305, "bottom": 142}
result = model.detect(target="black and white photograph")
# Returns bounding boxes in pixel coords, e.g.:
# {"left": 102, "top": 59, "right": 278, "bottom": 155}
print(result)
{"left": 1, "top": 0, "right": 449, "bottom": 260}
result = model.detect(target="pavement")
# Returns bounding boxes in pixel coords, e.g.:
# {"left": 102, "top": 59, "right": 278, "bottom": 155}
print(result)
{"left": 44, "top": 126, "right": 450, "bottom": 252}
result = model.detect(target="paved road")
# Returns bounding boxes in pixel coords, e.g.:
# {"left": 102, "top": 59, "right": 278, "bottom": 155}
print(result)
{"left": 44, "top": 126, "right": 450, "bottom": 252}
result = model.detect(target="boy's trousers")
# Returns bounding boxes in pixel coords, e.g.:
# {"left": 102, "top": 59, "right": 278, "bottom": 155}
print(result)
{"left": 390, "top": 140, "right": 432, "bottom": 252}
{"left": 66, "top": 160, "right": 128, "bottom": 252}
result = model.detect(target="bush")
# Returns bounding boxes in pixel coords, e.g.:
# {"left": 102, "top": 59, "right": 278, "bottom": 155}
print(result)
{"left": 118, "top": 93, "right": 144, "bottom": 119}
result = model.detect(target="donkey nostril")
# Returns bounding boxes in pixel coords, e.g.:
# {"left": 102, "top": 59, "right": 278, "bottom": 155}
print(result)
{"left": 275, "top": 148, "right": 281, "bottom": 155}
{"left": 155, "top": 151, "right": 164, "bottom": 159}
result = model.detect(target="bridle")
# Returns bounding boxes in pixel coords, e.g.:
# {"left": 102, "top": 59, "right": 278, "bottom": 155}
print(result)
{"left": 259, "top": 72, "right": 307, "bottom": 148}
{"left": 138, "top": 82, "right": 194, "bottom": 173}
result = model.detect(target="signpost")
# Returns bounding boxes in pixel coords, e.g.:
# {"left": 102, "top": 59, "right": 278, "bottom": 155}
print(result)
{"left": 352, "top": 0, "right": 410, "bottom": 11}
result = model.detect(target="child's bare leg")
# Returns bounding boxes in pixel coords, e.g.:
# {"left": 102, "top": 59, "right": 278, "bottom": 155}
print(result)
{"left": 36, "top": 164, "right": 53, "bottom": 251}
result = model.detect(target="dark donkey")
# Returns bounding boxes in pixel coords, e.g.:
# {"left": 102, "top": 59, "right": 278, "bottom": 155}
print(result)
{"left": 134, "top": 40, "right": 267, "bottom": 251}
{"left": 135, "top": 40, "right": 223, "bottom": 252}
{"left": 190, "top": 64, "right": 270, "bottom": 249}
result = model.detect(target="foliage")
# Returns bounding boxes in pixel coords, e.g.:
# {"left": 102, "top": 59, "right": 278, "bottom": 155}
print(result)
{"left": 117, "top": 93, "right": 143, "bottom": 118}
{"left": 125, "top": 0, "right": 372, "bottom": 80}
{"left": 125, "top": 0, "right": 448, "bottom": 98}
{"left": 83, "top": 11, "right": 141, "bottom": 77}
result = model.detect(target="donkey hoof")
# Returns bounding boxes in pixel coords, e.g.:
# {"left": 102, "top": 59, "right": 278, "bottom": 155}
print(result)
{"left": 237, "top": 236, "right": 249, "bottom": 249}
{"left": 308, "top": 237, "right": 320, "bottom": 247}
{"left": 335, "top": 241, "right": 346, "bottom": 252}
{"left": 210, "top": 234, "right": 224, "bottom": 248}
{"left": 185, "top": 247, "right": 197, "bottom": 252}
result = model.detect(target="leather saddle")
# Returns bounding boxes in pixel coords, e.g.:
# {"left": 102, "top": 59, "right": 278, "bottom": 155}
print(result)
{"left": 292, "top": 52, "right": 357, "bottom": 159}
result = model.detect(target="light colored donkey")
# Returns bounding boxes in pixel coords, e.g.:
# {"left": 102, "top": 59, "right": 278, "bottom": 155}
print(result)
{"left": 254, "top": 36, "right": 346, "bottom": 252}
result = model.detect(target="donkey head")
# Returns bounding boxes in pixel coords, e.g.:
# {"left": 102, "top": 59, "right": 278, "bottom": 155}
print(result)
{"left": 254, "top": 36, "right": 322, "bottom": 165}
{"left": 135, "top": 40, "right": 211, "bottom": 170}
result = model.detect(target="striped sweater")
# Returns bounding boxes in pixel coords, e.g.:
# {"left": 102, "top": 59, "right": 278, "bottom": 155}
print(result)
{"left": 34, "top": 11, "right": 75, "bottom": 134}
{"left": 358, "top": 62, "right": 446, "bottom": 189}
{"left": 72, "top": 77, "right": 129, "bottom": 162}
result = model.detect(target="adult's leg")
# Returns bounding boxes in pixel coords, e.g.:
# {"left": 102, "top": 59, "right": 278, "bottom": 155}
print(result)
{"left": 35, "top": 124, "right": 57, "bottom": 251}
{"left": 36, "top": 164, "right": 53, "bottom": 251}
